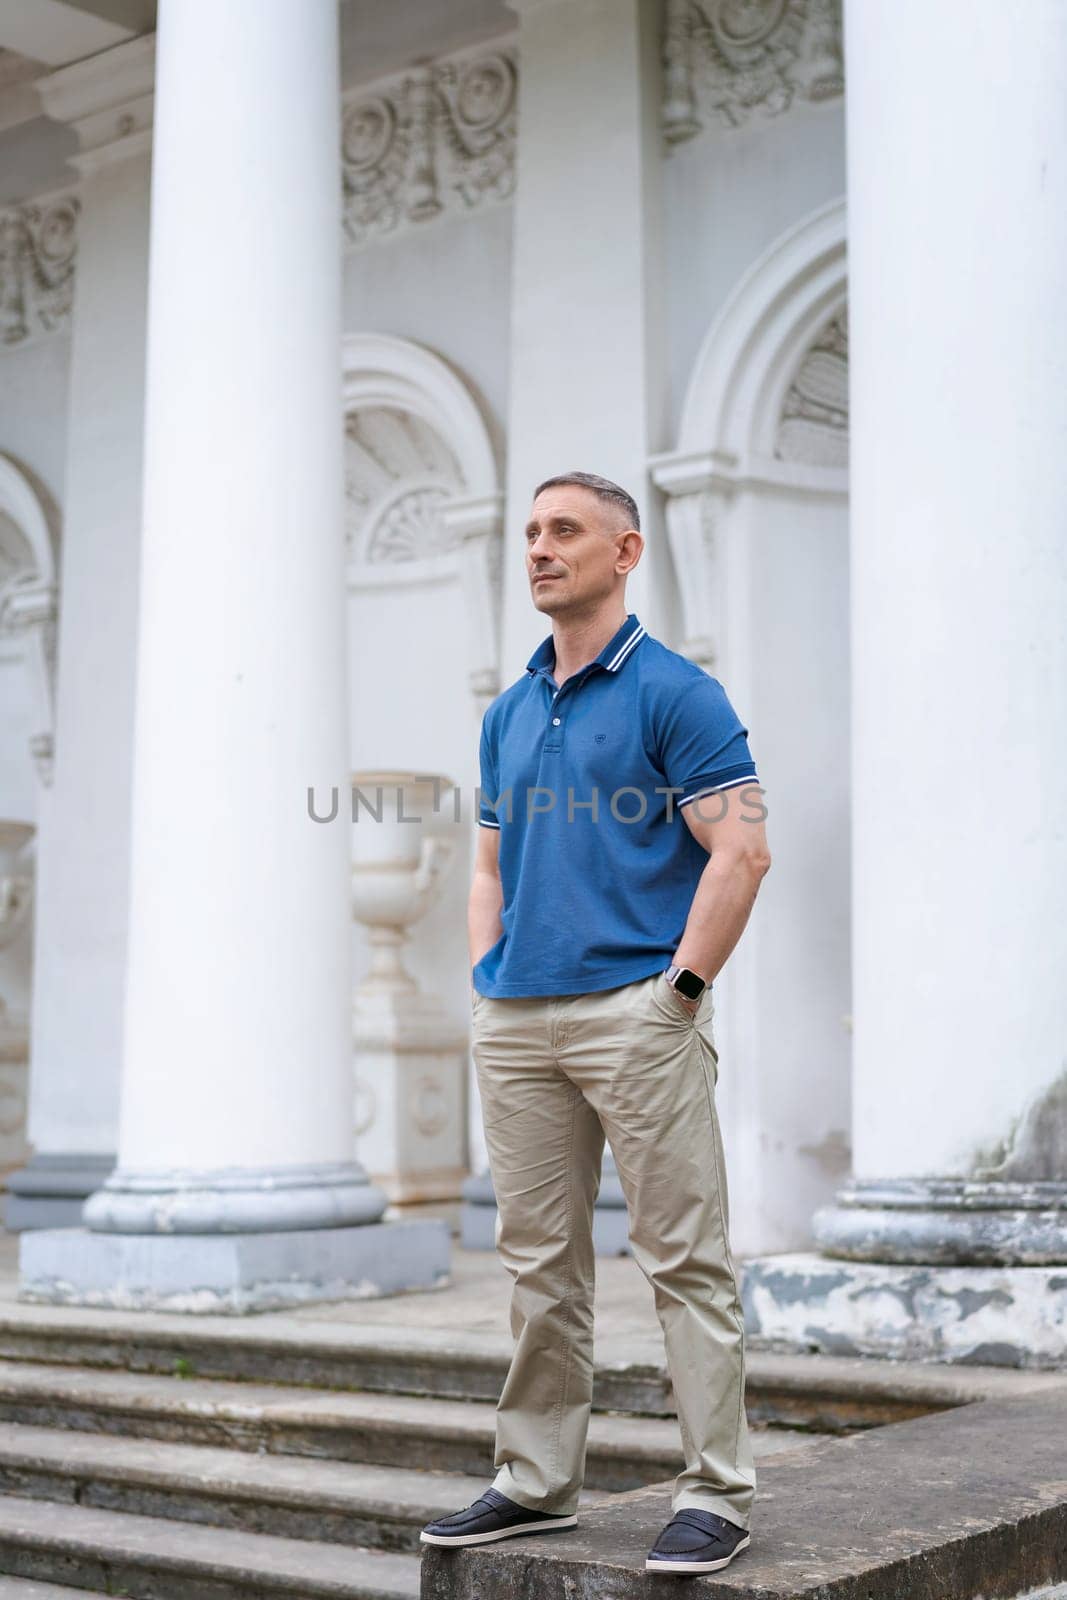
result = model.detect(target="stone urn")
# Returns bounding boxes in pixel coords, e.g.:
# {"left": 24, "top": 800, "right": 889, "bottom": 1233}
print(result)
{"left": 350, "top": 770, "right": 459, "bottom": 994}
{"left": 350, "top": 772, "right": 468, "bottom": 1204}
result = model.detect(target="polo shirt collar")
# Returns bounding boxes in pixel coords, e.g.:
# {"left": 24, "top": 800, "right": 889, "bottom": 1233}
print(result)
{"left": 525, "top": 613, "right": 646, "bottom": 679}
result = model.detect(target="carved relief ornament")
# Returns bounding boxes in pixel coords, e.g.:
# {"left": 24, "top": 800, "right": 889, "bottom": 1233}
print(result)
{"left": 776, "top": 310, "right": 848, "bottom": 467}
{"left": 342, "top": 48, "right": 517, "bottom": 249}
{"left": 0, "top": 195, "right": 79, "bottom": 348}
{"left": 662, "top": 0, "right": 843, "bottom": 145}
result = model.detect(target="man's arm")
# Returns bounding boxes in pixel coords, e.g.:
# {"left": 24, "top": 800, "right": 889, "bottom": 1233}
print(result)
{"left": 469, "top": 823, "right": 503, "bottom": 988}
{"left": 671, "top": 784, "right": 771, "bottom": 1000}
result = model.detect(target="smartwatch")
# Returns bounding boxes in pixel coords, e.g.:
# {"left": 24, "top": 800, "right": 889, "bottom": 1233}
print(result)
{"left": 664, "top": 964, "right": 707, "bottom": 1001}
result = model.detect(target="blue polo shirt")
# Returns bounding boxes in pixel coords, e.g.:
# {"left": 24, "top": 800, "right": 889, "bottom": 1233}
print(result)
{"left": 472, "top": 612, "right": 760, "bottom": 997}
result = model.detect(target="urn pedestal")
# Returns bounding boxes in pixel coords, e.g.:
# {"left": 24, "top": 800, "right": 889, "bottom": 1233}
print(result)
{"left": 354, "top": 995, "right": 470, "bottom": 1205}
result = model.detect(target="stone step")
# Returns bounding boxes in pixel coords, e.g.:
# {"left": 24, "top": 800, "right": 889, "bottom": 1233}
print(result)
{"left": 0, "top": 1421, "right": 515, "bottom": 1552}
{"left": 0, "top": 1359, "right": 687, "bottom": 1492}
{"left": 0, "top": 1302, "right": 674, "bottom": 1414}
{"left": 0, "top": 1493, "right": 421, "bottom": 1599}
{"left": 0, "top": 1585, "right": 115, "bottom": 1599}
{"left": 0, "top": 1298, "right": 1060, "bottom": 1428}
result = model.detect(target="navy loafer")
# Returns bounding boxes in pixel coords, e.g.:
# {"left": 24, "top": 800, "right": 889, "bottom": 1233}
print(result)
{"left": 646, "top": 1507, "right": 751, "bottom": 1573}
{"left": 420, "top": 1486, "right": 577, "bottom": 1547}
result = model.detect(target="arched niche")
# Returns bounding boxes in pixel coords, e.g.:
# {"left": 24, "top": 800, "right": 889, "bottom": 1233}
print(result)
{"left": 341, "top": 334, "right": 503, "bottom": 715}
{"left": 651, "top": 196, "right": 847, "bottom": 671}
{"left": 0, "top": 453, "right": 60, "bottom": 789}
{"left": 672, "top": 194, "right": 847, "bottom": 478}
{"left": 649, "top": 197, "right": 852, "bottom": 1257}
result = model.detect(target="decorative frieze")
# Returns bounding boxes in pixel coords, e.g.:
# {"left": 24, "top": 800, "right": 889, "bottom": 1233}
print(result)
{"left": 0, "top": 196, "right": 79, "bottom": 348}
{"left": 2, "top": 48, "right": 514, "bottom": 326}
{"left": 776, "top": 309, "right": 848, "bottom": 467}
{"left": 662, "top": 0, "right": 843, "bottom": 146}
{"left": 341, "top": 47, "right": 517, "bottom": 249}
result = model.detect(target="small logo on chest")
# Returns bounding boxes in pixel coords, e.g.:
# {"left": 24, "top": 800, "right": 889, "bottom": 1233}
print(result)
{"left": 594, "top": 733, "right": 607, "bottom": 744}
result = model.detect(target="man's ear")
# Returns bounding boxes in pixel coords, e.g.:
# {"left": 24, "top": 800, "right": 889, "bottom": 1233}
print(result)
{"left": 615, "top": 528, "right": 643, "bottom": 575}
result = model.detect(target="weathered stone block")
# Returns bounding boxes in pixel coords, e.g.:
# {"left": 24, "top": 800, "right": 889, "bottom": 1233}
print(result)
{"left": 421, "top": 1388, "right": 1067, "bottom": 1599}
{"left": 741, "top": 1251, "right": 1067, "bottom": 1369}
{"left": 17, "top": 1221, "right": 450, "bottom": 1314}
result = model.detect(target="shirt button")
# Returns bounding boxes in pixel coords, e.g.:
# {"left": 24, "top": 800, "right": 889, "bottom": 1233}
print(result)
{"left": 551, "top": 716, "right": 561, "bottom": 726}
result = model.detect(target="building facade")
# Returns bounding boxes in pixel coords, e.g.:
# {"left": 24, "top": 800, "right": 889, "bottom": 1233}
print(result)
{"left": 0, "top": 0, "right": 1063, "bottom": 1348}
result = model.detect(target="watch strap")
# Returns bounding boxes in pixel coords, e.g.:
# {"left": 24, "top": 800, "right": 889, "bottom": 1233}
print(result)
{"left": 665, "top": 964, "right": 707, "bottom": 1000}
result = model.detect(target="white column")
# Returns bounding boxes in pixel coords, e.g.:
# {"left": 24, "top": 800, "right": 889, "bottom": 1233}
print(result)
{"left": 817, "top": 0, "right": 1067, "bottom": 1263}
{"left": 21, "top": 0, "right": 451, "bottom": 1309}
{"left": 501, "top": 0, "right": 669, "bottom": 678}
{"left": 6, "top": 39, "right": 155, "bottom": 1229}
{"left": 75, "top": 0, "right": 385, "bottom": 1239}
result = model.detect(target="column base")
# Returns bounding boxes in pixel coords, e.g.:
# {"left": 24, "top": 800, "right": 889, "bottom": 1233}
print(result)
{"left": 460, "top": 1157, "right": 632, "bottom": 1255}
{"left": 17, "top": 1219, "right": 450, "bottom": 1314}
{"left": 813, "top": 1178, "right": 1067, "bottom": 1265}
{"left": 741, "top": 1250, "right": 1067, "bottom": 1369}
{"left": 3, "top": 1152, "right": 116, "bottom": 1232}
{"left": 82, "top": 1160, "right": 387, "bottom": 1234}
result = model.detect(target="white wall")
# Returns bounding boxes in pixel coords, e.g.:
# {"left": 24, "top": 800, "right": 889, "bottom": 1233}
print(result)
{"left": 342, "top": 202, "right": 512, "bottom": 449}
{"left": 663, "top": 100, "right": 846, "bottom": 441}
{"left": 728, "top": 490, "right": 851, "bottom": 1249}
{"left": 23, "top": 145, "right": 151, "bottom": 1160}
{"left": 661, "top": 102, "right": 850, "bottom": 1251}
{"left": 0, "top": 666, "right": 36, "bottom": 829}
{"left": 0, "top": 338, "right": 70, "bottom": 503}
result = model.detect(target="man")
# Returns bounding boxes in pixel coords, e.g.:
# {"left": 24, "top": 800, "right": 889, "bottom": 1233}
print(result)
{"left": 421, "top": 471, "right": 770, "bottom": 1576}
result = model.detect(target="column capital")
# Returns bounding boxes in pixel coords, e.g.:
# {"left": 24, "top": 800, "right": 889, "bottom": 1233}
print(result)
{"left": 37, "top": 34, "right": 154, "bottom": 176}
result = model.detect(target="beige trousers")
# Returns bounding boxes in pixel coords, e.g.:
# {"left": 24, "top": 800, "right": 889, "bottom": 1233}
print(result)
{"left": 471, "top": 969, "right": 756, "bottom": 1530}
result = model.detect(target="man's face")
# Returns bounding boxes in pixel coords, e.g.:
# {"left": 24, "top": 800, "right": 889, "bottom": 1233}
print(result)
{"left": 525, "top": 485, "right": 642, "bottom": 615}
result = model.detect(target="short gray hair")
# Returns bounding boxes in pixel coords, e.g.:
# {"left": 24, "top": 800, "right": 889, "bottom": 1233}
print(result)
{"left": 532, "top": 470, "right": 641, "bottom": 533}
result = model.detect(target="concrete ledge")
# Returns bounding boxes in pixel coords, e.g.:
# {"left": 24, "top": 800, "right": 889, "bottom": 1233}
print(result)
{"left": 421, "top": 1388, "right": 1067, "bottom": 1599}
{"left": 16, "top": 1221, "right": 450, "bottom": 1314}
{"left": 742, "top": 1251, "right": 1067, "bottom": 1369}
